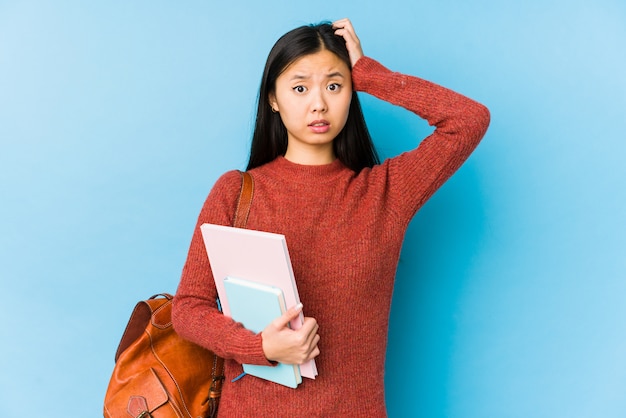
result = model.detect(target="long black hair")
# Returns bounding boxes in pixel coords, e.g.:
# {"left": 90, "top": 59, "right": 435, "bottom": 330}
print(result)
{"left": 246, "top": 22, "right": 379, "bottom": 172}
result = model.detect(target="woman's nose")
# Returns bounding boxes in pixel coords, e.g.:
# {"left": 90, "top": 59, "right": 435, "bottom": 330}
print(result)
{"left": 310, "top": 90, "right": 327, "bottom": 113}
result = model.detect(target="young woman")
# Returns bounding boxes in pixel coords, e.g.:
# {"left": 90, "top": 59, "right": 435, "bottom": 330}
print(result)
{"left": 172, "top": 18, "right": 490, "bottom": 417}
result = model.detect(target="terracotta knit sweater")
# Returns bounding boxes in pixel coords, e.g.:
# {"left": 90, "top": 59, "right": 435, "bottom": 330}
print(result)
{"left": 172, "top": 56, "right": 490, "bottom": 417}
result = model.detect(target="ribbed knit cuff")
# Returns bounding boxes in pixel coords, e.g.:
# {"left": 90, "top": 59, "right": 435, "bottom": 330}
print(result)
{"left": 229, "top": 332, "right": 274, "bottom": 366}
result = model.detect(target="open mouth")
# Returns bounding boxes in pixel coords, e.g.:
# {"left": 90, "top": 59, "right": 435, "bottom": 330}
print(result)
{"left": 308, "top": 120, "right": 330, "bottom": 133}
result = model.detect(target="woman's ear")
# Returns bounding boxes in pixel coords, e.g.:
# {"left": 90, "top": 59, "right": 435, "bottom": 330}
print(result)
{"left": 268, "top": 93, "right": 278, "bottom": 112}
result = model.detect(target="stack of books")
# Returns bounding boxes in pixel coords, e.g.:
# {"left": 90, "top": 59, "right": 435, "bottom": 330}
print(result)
{"left": 201, "top": 223, "right": 318, "bottom": 388}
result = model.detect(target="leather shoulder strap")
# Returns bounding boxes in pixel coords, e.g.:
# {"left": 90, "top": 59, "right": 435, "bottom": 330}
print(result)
{"left": 233, "top": 171, "right": 254, "bottom": 228}
{"left": 210, "top": 172, "right": 251, "bottom": 393}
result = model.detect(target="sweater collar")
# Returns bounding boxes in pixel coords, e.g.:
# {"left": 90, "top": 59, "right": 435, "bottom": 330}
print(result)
{"left": 262, "top": 156, "right": 348, "bottom": 184}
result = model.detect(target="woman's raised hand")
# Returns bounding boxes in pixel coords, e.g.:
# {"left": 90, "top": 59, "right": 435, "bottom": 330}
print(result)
{"left": 332, "top": 18, "right": 363, "bottom": 67}
{"left": 261, "top": 303, "right": 320, "bottom": 365}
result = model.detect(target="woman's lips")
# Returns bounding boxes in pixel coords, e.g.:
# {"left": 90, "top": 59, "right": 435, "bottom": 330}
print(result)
{"left": 308, "top": 120, "right": 330, "bottom": 133}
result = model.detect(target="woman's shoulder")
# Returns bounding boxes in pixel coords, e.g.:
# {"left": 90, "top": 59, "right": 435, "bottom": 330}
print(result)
{"left": 197, "top": 170, "right": 246, "bottom": 224}
{"left": 213, "top": 169, "right": 244, "bottom": 187}
{"left": 206, "top": 169, "right": 245, "bottom": 201}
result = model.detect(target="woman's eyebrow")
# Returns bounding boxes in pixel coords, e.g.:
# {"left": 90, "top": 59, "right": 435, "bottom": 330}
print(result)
{"left": 289, "top": 74, "right": 310, "bottom": 81}
{"left": 288, "top": 71, "right": 346, "bottom": 82}
{"left": 326, "top": 71, "right": 345, "bottom": 79}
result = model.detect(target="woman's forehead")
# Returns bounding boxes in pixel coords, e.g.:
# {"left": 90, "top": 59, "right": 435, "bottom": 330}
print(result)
{"left": 280, "top": 50, "right": 350, "bottom": 79}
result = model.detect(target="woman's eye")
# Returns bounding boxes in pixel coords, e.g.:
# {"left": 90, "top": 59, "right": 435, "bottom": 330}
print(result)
{"left": 293, "top": 86, "right": 307, "bottom": 93}
{"left": 327, "top": 83, "right": 342, "bottom": 92}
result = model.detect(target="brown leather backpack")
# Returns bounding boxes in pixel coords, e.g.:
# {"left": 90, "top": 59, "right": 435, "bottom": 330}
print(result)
{"left": 103, "top": 171, "right": 254, "bottom": 417}
{"left": 103, "top": 293, "right": 224, "bottom": 418}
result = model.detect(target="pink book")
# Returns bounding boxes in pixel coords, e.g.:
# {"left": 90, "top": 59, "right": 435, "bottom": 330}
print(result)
{"left": 200, "top": 223, "right": 318, "bottom": 379}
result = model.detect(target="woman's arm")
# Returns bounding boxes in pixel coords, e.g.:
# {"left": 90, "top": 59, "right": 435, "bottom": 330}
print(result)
{"left": 172, "top": 170, "right": 320, "bottom": 366}
{"left": 335, "top": 18, "right": 490, "bottom": 221}
{"left": 355, "top": 56, "right": 490, "bottom": 220}
{"left": 172, "top": 171, "right": 273, "bottom": 366}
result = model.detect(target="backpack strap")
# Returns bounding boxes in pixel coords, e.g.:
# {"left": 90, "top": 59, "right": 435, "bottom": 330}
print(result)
{"left": 233, "top": 171, "right": 254, "bottom": 228}
{"left": 208, "top": 171, "right": 253, "bottom": 409}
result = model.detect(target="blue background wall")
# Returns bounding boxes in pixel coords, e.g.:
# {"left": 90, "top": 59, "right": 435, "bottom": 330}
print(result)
{"left": 1, "top": 1, "right": 624, "bottom": 417}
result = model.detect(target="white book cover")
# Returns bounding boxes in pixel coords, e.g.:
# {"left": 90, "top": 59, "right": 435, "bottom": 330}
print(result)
{"left": 200, "top": 223, "right": 318, "bottom": 379}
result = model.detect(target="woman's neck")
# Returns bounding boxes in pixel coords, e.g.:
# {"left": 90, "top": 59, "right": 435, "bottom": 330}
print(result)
{"left": 283, "top": 143, "right": 335, "bottom": 165}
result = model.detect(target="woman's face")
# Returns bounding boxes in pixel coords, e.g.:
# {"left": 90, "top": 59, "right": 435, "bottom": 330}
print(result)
{"left": 269, "top": 49, "right": 352, "bottom": 163}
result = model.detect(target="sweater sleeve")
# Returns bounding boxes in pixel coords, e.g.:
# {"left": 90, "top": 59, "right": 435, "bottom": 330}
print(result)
{"left": 352, "top": 56, "right": 490, "bottom": 222}
{"left": 171, "top": 170, "right": 273, "bottom": 367}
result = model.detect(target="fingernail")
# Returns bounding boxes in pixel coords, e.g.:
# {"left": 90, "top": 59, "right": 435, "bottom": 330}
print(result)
{"left": 294, "top": 302, "right": 303, "bottom": 311}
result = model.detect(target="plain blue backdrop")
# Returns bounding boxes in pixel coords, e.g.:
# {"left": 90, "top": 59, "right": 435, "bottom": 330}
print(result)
{"left": 1, "top": 1, "right": 625, "bottom": 417}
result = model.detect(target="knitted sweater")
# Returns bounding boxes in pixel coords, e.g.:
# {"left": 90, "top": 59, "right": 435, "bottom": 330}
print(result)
{"left": 172, "top": 56, "right": 490, "bottom": 417}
